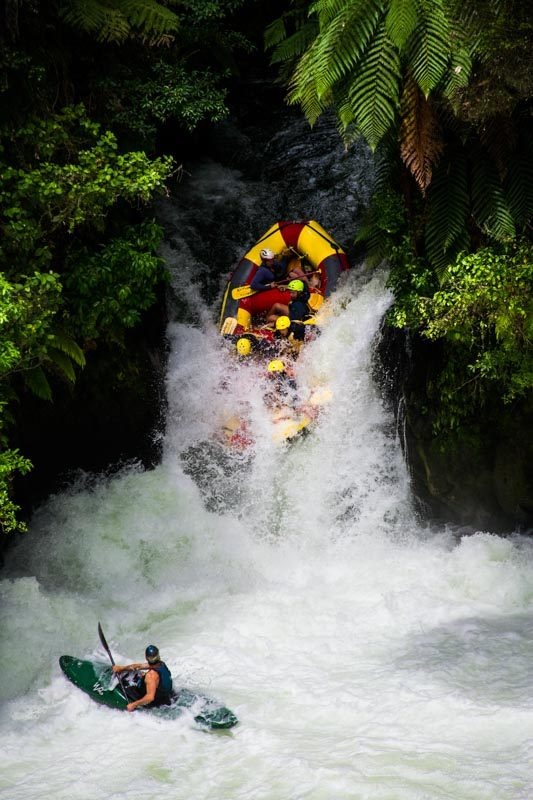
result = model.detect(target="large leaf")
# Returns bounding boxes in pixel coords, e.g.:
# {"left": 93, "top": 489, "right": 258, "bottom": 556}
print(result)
{"left": 471, "top": 155, "right": 516, "bottom": 240}
{"left": 408, "top": 0, "right": 451, "bottom": 97}
{"left": 385, "top": 0, "right": 418, "bottom": 49}
{"left": 24, "top": 367, "right": 52, "bottom": 401}
{"left": 425, "top": 152, "right": 470, "bottom": 272}
{"left": 400, "top": 75, "right": 444, "bottom": 193}
{"left": 345, "top": 25, "right": 401, "bottom": 149}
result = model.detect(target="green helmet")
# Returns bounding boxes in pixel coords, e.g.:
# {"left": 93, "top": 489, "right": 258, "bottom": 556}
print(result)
{"left": 287, "top": 279, "right": 304, "bottom": 292}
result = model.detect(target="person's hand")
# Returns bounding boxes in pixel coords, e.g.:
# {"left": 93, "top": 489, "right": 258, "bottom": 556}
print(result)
{"left": 126, "top": 702, "right": 136, "bottom": 712}
{"left": 112, "top": 665, "right": 121, "bottom": 674}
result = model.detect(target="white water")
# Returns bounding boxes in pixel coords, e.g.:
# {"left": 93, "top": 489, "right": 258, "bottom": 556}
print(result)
{"left": 2, "top": 139, "right": 533, "bottom": 799}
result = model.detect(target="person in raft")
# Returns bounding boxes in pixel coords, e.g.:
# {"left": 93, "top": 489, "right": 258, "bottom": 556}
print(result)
{"left": 113, "top": 644, "right": 173, "bottom": 711}
{"left": 250, "top": 248, "right": 308, "bottom": 293}
{"left": 250, "top": 248, "right": 289, "bottom": 292}
{"left": 267, "top": 279, "right": 311, "bottom": 332}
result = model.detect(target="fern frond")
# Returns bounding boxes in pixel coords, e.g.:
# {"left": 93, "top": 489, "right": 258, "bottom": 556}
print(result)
{"left": 385, "top": 0, "right": 418, "bottom": 49}
{"left": 121, "top": 0, "right": 179, "bottom": 35}
{"left": 442, "top": 44, "right": 472, "bottom": 102}
{"left": 425, "top": 152, "right": 470, "bottom": 272}
{"left": 60, "top": 0, "right": 179, "bottom": 43}
{"left": 289, "top": 0, "right": 383, "bottom": 110}
{"left": 49, "top": 331, "right": 86, "bottom": 368}
{"left": 48, "top": 350, "right": 77, "bottom": 383}
{"left": 24, "top": 367, "right": 52, "bottom": 401}
{"left": 506, "top": 148, "right": 533, "bottom": 228}
{"left": 270, "top": 23, "right": 319, "bottom": 64}
{"left": 400, "top": 75, "right": 444, "bottom": 193}
{"left": 471, "top": 155, "right": 516, "bottom": 240}
{"left": 264, "top": 17, "right": 287, "bottom": 50}
{"left": 344, "top": 25, "right": 401, "bottom": 149}
{"left": 409, "top": 0, "right": 451, "bottom": 97}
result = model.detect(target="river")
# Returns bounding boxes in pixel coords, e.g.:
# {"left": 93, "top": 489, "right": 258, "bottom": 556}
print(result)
{"left": 1, "top": 114, "right": 533, "bottom": 800}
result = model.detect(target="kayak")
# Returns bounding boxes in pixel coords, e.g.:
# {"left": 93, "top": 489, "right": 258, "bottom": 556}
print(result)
{"left": 59, "top": 656, "right": 238, "bottom": 729}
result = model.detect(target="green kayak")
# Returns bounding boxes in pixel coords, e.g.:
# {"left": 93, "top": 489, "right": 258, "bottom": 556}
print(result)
{"left": 59, "top": 655, "right": 238, "bottom": 729}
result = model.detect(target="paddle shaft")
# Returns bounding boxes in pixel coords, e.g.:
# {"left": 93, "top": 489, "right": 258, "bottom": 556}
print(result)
{"left": 232, "top": 271, "right": 320, "bottom": 299}
{"left": 98, "top": 622, "right": 131, "bottom": 701}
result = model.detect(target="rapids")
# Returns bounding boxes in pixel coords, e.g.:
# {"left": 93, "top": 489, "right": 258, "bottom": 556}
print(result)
{"left": 1, "top": 115, "right": 533, "bottom": 800}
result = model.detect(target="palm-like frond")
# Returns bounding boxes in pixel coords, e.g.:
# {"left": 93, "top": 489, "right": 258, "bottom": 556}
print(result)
{"left": 425, "top": 152, "right": 470, "bottom": 271}
{"left": 385, "top": 0, "right": 418, "bottom": 49}
{"left": 408, "top": 0, "right": 451, "bottom": 97}
{"left": 289, "top": 0, "right": 384, "bottom": 116}
{"left": 60, "top": 0, "right": 179, "bottom": 43}
{"left": 506, "top": 141, "right": 533, "bottom": 228}
{"left": 48, "top": 349, "right": 77, "bottom": 383}
{"left": 400, "top": 75, "right": 444, "bottom": 192}
{"left": 49, "top": 331, "right": 86, "bottom": 368}
{"left": 270, "top": 23, "right": 319, "bottom": 64}
{"left": 24, "top": 367, "right": 52, "bottom": 401}
{"left": 344, "top": 25, "right": 401, "bottom": 149}
{"left": 471, "top": 155, "right": 516, "bottom": 240}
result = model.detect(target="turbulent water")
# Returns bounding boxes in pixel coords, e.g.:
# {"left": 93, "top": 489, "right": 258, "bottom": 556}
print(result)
{"left": 1, "top": 115, "right": 533, "bottom": 800}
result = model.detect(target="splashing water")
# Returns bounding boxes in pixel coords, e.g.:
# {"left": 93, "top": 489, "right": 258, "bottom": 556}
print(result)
{"left": 1, "top": 128, "right": 533, "bottom": 800}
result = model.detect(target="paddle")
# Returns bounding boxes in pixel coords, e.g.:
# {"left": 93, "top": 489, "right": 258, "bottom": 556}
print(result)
{"left": 231, "top": 271, "right": 320, "bottom": 300}
{"left": 98, "top": 622, "right": 131, "bottom": 702}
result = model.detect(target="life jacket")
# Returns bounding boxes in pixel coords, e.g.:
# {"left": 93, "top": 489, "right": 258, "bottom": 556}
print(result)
{"left": 137, "top": 660, "right": 173, "bottom": 706}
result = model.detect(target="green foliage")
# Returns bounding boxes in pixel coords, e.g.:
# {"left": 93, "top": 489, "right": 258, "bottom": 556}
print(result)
{"left": 355, "top": 185, "right": 407, "bottom": 266}
{"left": 64, "top": 221, "right": 166, "bottom": 342}
{"left": 97, "top": 62, "right": 230, "bottom": 147}
{"left": 0, "top": 449, "right": 32, "bottom": 535}
{"left": 59, "top": 0, "right": 181, "bottom": 43}
{"left": 389, "top": 243, "right": 533, "bottom": 430}
{"left": 0, "top": 104, "right": 172, "bottom": 531}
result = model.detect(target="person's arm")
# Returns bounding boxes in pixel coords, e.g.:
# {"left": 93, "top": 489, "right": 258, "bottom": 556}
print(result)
{"left": 126, "top": 670, "right": 159, "bottom": 712}
{"left": 251, "top": 266, "right": 275, "bottom": 292}
{"left": 113, "top": 661, "right": 148, "bottom": 674}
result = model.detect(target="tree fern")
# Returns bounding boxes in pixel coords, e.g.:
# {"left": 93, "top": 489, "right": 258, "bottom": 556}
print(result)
{"left": 344, "top": 25, "right": 401, "bottom": 149}
{"left": 288, "top": 0, "right": 383, "bottom": 114}
{"left": 385, "top": 0, "right": 418, "bottom": 49}
{"left": 425, "top": 152, "right": 470, "bottom": 272}
{"left": 471, "top": 154, "right": 516, "bottom": 240}
{"left": 506, "top": 148, "right": 533, "bottom": 229}
{"left": 408, "top": 0, "right": 451, "bottom": 97}
{"left": 400, "top": 75, "right": 443, "bottom": 192}
{"left": 60, "top": 0, "right": 180, "bottom": 43}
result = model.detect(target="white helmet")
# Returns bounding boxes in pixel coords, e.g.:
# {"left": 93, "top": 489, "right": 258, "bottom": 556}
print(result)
{"left": 260, "top": 248, "right": 275, "bottom": 260}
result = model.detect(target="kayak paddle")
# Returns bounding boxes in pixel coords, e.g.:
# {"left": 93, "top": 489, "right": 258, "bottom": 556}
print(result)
{"left": 98, "top": 622, "right": 131, "bottom": 702}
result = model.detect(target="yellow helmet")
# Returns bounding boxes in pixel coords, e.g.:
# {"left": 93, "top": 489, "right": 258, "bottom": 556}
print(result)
{"left": 267, "top": 359, "right": 286, "bottom": 373}
{"left": 275, "top": 316, "right": 291, "bottom": 331}
{"left": 236, "top": 337, "right": 252, "bottom": 356}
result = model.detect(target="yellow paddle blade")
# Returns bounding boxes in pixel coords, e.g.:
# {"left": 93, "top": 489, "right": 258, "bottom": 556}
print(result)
{"left": 231, "top": 285, "right": 256, "bottom": 300}
{"left": 308, "top": 293, "right": 324, "bottom": 311}
{"left": 221, "top": 317, "right": 237, "bottom": 335}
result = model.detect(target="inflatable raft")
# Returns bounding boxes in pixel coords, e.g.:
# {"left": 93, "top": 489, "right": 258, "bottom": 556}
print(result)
{"left": 218, "top": 220, "right": 348, "bottom": 448}
{"left": 219, "top": 220, "right": 349, "bottom": 334}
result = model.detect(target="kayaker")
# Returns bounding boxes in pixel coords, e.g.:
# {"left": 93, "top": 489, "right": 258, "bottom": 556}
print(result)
{"left": 112, "top": 644, "right": 173, "bottom": 711}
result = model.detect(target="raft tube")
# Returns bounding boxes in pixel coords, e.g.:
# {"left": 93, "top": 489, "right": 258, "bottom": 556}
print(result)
{"left": 219, "top": 220, "right": 349, "bottom": 331}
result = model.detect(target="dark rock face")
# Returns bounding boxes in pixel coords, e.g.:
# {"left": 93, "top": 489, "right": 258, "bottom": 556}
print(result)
{"left": 375, "top": 323, "right": 533, "bottom": 534}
